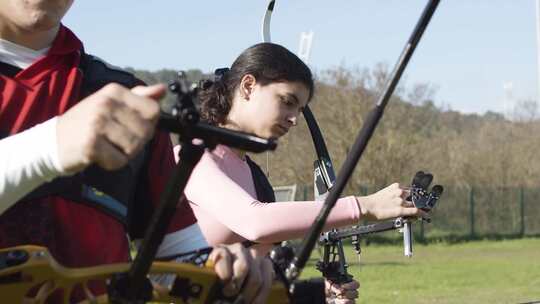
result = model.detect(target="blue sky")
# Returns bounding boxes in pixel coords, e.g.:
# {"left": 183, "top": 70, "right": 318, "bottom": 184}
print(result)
{"left": 63, "top": 1, "right": 539, "bottom": 114}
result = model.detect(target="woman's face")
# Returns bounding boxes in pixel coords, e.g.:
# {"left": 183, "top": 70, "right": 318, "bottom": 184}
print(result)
{"left": 238, "top": 79, "right": 310, "bottom": 139}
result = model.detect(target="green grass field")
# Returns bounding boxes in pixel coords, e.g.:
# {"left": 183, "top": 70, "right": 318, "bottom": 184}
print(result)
{"left": 300, "top": 238, "right": 540, "bottom": 303}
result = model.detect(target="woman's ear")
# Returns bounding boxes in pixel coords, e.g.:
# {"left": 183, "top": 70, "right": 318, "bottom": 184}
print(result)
{"left": 239, "top": 74, "right": 257, "bottom": 101}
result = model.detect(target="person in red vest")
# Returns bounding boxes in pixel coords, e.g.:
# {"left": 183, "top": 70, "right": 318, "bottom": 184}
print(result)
{"left": 0, "top": 1, "right": 272, "bottom": 303}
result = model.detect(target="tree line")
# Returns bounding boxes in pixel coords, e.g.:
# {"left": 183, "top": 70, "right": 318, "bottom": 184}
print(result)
{"left": 127, "top": 64, "right": 540, "bottom": 197}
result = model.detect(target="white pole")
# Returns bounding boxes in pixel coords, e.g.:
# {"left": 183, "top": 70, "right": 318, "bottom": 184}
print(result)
{"left": 298, "top": 31, "right": 314, "bottom": 64}
{"left": 536, "top": 0, "right": 540, "bottom": 102}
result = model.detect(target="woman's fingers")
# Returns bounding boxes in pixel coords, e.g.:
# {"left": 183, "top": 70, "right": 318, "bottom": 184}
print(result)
{"left": 359, "top": 181, "right": 433, "bottom": 220}
{"left": 241, "top": 255, "right": 263, "bottom": 303}
{"left": 401, "top": 200, "right": 415, "bottom": 208}
{"left": 401, "top": 206, "right": 429, "bottom": 219}
{"left": 250, "top": 257, "right": 274, "bottom": 304}
{"left": 208, "top": 246, "right": 235, "bottom": 296}
{"left": 326, "top": 279, "right": 360, "bottom": 303}
{"left": 400, "top": 188, "right": 411, "bottom": 200}
{"left": 209, "top": 244, "right": 273, "bottom": 303}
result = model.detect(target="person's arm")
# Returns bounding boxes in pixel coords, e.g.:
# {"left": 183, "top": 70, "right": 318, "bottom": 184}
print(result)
{"left": 148, "top": 137, "right": 272, "bottom": 303}
{"left": 0, "top": 83, "right": 164, "bottom": 215}
{"left": 186, "top": 152, "right": 361, "bottom": 244}
{"left": 0, "top": 117, "right": 65, "bottom": 213}
{"left": 187, "top": 150, "right": 426, "bottom": 245}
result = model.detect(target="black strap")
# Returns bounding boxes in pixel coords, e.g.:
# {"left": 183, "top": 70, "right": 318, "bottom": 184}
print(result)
{"left": 78, "top": 51, "right": 144, "bottom": 99}
{"left": 0, "top": 62, "right": 22, "bottom": 138}
{"left": 245, "top": 155, "right": 275, "bottom": 203}
{"left": 243, "top": 156, "right": 276, "bottom": 247}
{"left": 23, "top": 181, "right": 127, "bottom": 224}
{"left": 0, "top": 61, "right": 22, "bottom": 77}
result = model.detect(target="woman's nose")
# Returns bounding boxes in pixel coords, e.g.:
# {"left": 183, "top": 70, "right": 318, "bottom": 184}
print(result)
{"left": 289, "top": 115, "right": 298, "bottom": 126}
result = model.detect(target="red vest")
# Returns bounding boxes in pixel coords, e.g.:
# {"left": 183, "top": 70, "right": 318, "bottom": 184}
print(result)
{"left": 0, "top": 25, "right": 196, "bottom": 300}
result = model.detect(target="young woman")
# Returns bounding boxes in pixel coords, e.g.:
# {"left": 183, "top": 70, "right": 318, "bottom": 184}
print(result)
{"left": 163, "top": 42, "right": 426, "bottom": 303}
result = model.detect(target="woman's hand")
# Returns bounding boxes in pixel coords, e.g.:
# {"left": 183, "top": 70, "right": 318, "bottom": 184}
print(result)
{"left": 325, "top": 279, "right": 360, "bottom": 304}
{"left": 357, "top": 183, "right": 428, "bottom": 221}
{"left": 209, "top": 243, "right": 274, "bottom": 304}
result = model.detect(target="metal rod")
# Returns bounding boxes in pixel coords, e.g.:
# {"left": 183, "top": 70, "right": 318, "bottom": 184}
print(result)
{"left": 536, "top": 0, "right": 540, "bottom": 102}
{"left": 127, "top": 141, "right": 205, "bottom": 299}
{"left": 322, "top": 218, "right": 404, "bottom": 242}
{"left": 403, "top": 222, "right": 413, "bottom": 257}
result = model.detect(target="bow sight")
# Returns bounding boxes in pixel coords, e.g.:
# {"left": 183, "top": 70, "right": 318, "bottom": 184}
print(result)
{"left": 316, "top": 171, "right": 444, "bottom": 284}
{"left": 409, "top": 171, "right": 444, "bottom": 212}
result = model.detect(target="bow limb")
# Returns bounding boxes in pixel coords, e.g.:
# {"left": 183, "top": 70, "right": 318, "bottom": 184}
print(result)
{"left": 261, "top": 0, "right": 275, "bottom": 43}
{"left": 260, "top": 0, "right": 336, "bottom": 193}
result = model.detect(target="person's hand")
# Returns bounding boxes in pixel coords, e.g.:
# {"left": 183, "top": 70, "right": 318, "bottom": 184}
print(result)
{"left": 56, "top": 83, "right": 166, "bottom": 173}
{"left": 357, "top": 183, "right": 428, "bottom": 221}
{"left": 208, "top": 243, "right": 274, "bottom": 304}
{"left": 325, "top": 279, "right": 360, "bottom": 304}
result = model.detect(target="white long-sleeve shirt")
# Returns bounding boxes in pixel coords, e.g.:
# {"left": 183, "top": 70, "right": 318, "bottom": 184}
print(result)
{"left": 0, "top": 117, "right": 65, "bottom": 213}
{"left": 0, "top": 39, "right": 65, "bottom": 214}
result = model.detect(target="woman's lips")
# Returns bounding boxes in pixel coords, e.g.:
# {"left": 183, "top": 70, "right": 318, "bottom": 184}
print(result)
{"left": 274, "top": 124, "right": 289, "bottom": 135}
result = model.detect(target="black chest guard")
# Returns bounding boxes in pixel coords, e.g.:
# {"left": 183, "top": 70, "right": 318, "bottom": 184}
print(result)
{"left": 21, "top": 53, "right": 151, "bottom": 238}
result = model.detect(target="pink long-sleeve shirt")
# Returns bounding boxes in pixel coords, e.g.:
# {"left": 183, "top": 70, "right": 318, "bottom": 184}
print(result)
{"left": 175, "top": 144, "right": 361, "bottom": 253}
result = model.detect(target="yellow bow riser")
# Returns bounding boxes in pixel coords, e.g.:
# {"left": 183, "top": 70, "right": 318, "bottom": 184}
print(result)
{"left": 0, "top": 246, "right": 289, "bottom": 304}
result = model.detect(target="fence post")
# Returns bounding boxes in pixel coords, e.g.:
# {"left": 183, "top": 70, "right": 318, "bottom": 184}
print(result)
{"left": 360, "top": 185, "right": 368, "bottom": 196}
{"left": 520, "top": 187, "right": 525, "bottom": 236}
{"left": 470, "top": 187, "right": 475, "bottom": 238}
{"left": 419, "top": 216, "right": 425, "bottom": 241}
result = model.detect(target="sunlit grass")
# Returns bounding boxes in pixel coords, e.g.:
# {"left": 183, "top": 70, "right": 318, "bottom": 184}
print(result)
{"left": 301, "top": 238, "right": 540, "bottom": 303}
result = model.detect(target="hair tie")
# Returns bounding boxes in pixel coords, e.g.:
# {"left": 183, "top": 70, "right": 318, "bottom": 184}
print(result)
{"left": 214, "top": 67, "right": 230, "bottom": 82}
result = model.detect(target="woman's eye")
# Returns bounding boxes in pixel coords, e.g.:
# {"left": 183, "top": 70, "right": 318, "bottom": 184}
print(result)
{"left": 281, "top": 97, "right": 293, "bottom": 106}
